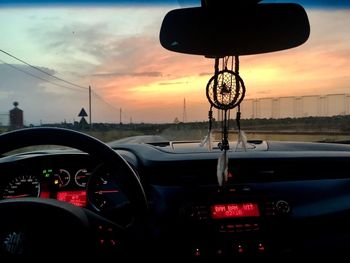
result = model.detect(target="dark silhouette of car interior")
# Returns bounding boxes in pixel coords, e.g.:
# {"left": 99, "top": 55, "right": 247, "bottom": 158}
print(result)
{"left": 1, "top": 0, "right": 350, "bottom": 261}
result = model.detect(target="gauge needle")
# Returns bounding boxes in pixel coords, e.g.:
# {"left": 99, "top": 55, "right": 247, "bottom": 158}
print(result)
{"left": 101, "top": 178, "right": 107, "bottom": 184}
{"left": 58, "top": 176, "right": 64, "bottom": 185}
{"left": 3, "top": 194, "right": 30, "bottom": 199}
{"left": 95, "top": 190, "right": 119, "bottom": 194}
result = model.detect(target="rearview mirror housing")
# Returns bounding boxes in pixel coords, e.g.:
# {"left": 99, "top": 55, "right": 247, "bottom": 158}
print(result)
{"left": 160, "top": 4, "right": 310, "bottom": 57}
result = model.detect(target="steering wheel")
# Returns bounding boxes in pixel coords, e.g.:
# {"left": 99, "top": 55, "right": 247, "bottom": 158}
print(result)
{"left": 0, "top": 127, "right": 148, "bottom": 259}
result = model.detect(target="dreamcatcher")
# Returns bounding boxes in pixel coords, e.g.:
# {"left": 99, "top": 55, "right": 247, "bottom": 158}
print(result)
{"left": 200, "top": 55, "right": 247, "bottom": 186}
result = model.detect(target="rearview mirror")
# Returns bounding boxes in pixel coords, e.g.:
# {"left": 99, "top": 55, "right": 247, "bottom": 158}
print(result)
{"left": 160, "top": 4, "right": 310, "bottom": 57}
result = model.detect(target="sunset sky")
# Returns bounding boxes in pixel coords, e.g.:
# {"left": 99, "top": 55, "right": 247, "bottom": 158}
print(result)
{"left": 0, "top": 2, "right": 349, "bottom": 124}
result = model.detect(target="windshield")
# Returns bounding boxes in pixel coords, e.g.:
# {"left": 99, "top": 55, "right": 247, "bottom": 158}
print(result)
{"left": 0, "top": 0, "right": 349, "bottom": 145}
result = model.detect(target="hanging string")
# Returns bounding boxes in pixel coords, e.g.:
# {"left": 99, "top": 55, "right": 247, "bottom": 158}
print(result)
{"left": 203, "top": 55, "right": 247, "bottom": 185}
{"left": 235, "top": 55, "right": 239, "bottom": 72}
{"left": 227, "top": 108, "right": 231, "bottom": 140}
{"left": 213, "top": 57, "right": 220, "bottom": 107}
{"left": 217, "top": 57, "right": 230, "bottom": 185}
{"left": 221, "top": 109, "right": 224, "bottom": 143}
{"left": 237, "top": 105, "right": 241, "bottom": 130}
{"left": 232, "top": 56, "right": 241, "bottom": 106}
{"left": 226, "top": 56, "right": 234, "bottom": 140}
{"left": 209, "top": 105, "right": 213, "bottom": 131}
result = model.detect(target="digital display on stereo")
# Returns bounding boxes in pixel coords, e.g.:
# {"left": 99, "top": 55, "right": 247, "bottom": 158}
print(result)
{"left": 211, "top": 203, "right": 260, "bottom": 219}
{"left": 57, "top": 190, "right": 87, "bottom": 207}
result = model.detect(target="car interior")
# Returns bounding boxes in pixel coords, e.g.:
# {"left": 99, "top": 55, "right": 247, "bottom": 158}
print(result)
{"left": 1, "top": 0, "right": 350, "bottom": 261}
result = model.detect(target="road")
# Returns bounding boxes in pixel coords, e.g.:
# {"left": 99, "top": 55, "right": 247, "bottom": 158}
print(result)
{"left": 107, "top": 135, "right": 167, "bottom": 147}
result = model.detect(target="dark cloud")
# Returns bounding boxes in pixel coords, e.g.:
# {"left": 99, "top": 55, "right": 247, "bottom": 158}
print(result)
{"left": 27, "top": 10, "right": 211, "bottom": 89}
{"left": 30, "top": 21, "right": 112, "bottom": 66}
{"left": 103, "top": 36, "right": 164, "bottom": 71}
{"left": 0, "top": 64, "right": 87, "bottom": 124}
{"left": 29, "top": 18, "right": 174, "bottom": 80}
{"left": 0, "top": 64, "right": 55, "bottom": 91}
{"left": 90, "top": 34, "right": 212, "bottom": 87}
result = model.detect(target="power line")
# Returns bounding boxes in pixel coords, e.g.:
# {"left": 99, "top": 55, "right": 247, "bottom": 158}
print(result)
{"left": 0, "top": 58, "right": 85, "bottom": 92}
{"left": 0, "top": 49, "right": 87, "bottom": 91}
{"left": 0, "top": 56, "right": 119, "bottom": 112}
{"left": 91, "top": 90, "right": 120, "bottom": 112}
{"left": 0, "top": 49, "right": 128, "bottom": 120}
{"left": 91, "top": 91, "right": 132, "bottom": 121}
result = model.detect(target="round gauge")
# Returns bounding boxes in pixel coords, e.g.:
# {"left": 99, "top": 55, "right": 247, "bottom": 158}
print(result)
{"left": 88, "top": 170, "right": 129, "bottom": 212}
{"left": 2, "top": 175, "right": 40, "bottom": 199}
{"left": 74, "top": 169, "right": 89, "bottom": 187}
{"left": 54, "top": 169, "right": 70, "bottom": 188}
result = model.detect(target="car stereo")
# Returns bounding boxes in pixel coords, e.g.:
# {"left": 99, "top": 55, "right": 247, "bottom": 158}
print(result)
{"left": 210, "top": 203, "right": 260, "bottom": 219}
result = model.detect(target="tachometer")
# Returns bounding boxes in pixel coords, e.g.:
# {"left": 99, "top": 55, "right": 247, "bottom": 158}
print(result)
{"left": 2, "top": 175, "right": 40, "bottom": 199}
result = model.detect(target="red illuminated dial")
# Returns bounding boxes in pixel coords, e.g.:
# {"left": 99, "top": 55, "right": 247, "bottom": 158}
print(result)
{"left": 2, "top": 175, "right": 40, "bottom": 199}
{"left": 74, "top": 169, "right": 89, "bottom": 187}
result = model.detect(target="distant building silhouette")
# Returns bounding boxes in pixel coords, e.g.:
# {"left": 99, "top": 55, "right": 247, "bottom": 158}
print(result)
{"left": 9, "top": 101, "right": 23, "bottom": 129}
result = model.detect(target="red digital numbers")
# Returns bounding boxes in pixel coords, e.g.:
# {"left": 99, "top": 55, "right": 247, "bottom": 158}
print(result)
{"left": 57, "top": 190, "right": 87, "bottom": 207}
{"left": 211, "top": 203, "right": 260, "bottom": 219}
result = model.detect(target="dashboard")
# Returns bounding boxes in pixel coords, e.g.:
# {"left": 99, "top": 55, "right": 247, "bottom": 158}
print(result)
{"left": 2, "top": 141, "right": 350, "bottom": 260}
{"left": 120, "top": 141, "right": 350, "bottom": 259}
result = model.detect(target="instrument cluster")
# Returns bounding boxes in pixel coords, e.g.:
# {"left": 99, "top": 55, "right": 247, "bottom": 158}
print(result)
{"left": 0, "top": 167, "right": 91, "bottom": 205}
{"left": 0, "top": 155, "right": 131, "bottom": 223}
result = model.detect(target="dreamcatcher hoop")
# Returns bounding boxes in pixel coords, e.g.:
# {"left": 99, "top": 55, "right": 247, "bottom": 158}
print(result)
{"left": 206, "top": 69, "right": 246, "bottom": 110}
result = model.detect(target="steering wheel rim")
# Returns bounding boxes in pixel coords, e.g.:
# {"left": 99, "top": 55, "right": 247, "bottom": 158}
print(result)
{"left": 0, "top": 127, "right": 148, "bottom": 258}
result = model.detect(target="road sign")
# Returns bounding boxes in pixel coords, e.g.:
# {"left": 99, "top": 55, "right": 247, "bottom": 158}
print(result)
{"left": 78, "top": 108, "right": 88, "bottom": 117}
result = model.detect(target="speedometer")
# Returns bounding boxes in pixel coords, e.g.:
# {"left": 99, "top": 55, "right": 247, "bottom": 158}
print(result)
{"left": 2, "top": 175, "right": 40, "bottom": 199}
{"left": 75, "top": 169, "right": 89, "bottom": 187}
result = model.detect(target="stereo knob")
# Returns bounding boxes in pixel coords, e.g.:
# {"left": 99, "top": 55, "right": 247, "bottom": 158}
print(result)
{"left": 275, "top": 200, "right": 290, "bottom": 215}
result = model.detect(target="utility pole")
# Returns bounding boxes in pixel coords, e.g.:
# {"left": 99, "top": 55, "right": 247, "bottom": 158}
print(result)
{"left": 183, "top": 98, "right": 187, "bottom": 123}
{"left": 120, "top": 108, "right": 122, "bottom": 125}
{"left": 89, "top": 85, "right": 92, "bottom": 127}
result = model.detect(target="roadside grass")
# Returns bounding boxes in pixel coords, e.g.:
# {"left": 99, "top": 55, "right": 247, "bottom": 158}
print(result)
{"left": 84, "top": 130, "right": 143, "bottom": 142}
